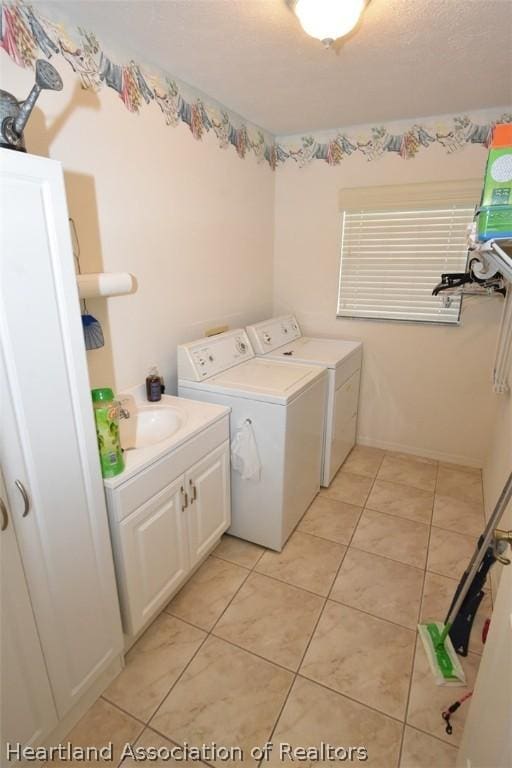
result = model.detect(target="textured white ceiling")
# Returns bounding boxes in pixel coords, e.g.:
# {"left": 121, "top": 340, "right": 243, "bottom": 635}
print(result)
{"left": 44, "top": 0, "right": 512, "bottom": 135}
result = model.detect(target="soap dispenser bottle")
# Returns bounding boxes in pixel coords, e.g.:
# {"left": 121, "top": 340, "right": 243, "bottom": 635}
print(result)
{"left": 146, "top": 366, "right": 163, "bottom": 402}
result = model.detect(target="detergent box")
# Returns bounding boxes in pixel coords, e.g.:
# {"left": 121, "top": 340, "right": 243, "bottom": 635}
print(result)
{"left": 477, "top": 123, "right": 512, "bottom": 240}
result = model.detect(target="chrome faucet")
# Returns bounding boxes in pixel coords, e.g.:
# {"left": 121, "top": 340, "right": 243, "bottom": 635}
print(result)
{"left": 118, "top": 399, "right": 131, "bottom": 420}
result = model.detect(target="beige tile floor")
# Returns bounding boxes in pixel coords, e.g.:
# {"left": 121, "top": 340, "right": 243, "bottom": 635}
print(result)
{"left": 48, "top": 446, "right": 489, "bottom": 768}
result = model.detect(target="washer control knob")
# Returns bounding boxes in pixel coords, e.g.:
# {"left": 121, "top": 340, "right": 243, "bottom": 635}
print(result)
{"left": 208, "top": 354, "right": 214, "bottom": 362}
{"left": 236, "top": 338, "right": 247, "bottom": 354}
{"left": 263, "top": 333, "right": 272, "bottom": 344}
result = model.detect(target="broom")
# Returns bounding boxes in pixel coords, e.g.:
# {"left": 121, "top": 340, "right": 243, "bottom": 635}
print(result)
{"left": 418, "top": 471, "right": 512, "bottom": 685}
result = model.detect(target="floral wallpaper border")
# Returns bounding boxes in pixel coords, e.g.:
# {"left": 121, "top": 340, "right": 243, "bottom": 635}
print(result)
{"left": 276, "top": 108, "right": 512, "bottom": 165}
{"left": 0, "top": 1, "right": 276, "bottom": 165}
{"left": 1, "top": 1, "right": 511, "bottom": 169}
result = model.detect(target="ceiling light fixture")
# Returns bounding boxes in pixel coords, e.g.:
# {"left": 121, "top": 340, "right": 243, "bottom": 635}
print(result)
{"left": 294, "top": 0, "right": 367, "bottom": 48}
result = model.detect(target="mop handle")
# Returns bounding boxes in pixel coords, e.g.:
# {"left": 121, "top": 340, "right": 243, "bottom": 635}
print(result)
{"left": 444, "top": 471, "right": 512, "bottom": 629}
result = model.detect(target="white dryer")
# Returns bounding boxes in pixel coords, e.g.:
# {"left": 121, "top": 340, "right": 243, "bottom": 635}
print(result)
{"left": 246, "top": 315, "right": 362, "bottom": 487}
{"left": 177, "top": 329, "right": 327, "bottom": 551}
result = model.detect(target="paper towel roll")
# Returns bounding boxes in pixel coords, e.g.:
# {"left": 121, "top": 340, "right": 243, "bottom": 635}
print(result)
{"left": 77, "top": 272, "right": 135, "bottom": 299}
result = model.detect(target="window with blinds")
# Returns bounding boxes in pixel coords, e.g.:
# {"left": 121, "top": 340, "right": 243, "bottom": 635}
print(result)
{"left": 337, "top": 182, "right": 480, "bottom": 324}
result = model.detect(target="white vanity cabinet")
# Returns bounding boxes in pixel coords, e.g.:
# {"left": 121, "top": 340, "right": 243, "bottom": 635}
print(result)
{"left": 104, "top": 415, "right": 230, "bottom": 639}
{"left": 186, "top": 441, "right": 230, "bottom": 567}
{"left": 118, "top": 476, "right": 189, "bottom": 637}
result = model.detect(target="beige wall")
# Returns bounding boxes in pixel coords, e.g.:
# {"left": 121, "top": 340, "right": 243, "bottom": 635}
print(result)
{"left": 482, "top": 389, "right": 511, "bottom": 605}
{"left": 483, "top": 391, "right": 512, "bottom": 524}
{"left": 273, "top": 147, "right": 503, "bottom": 466}
{"left": 1, "top": 56, "right": 274, "bottom": 393}
{"left": 3, "top": 52, "right": 507, "bottom": 467}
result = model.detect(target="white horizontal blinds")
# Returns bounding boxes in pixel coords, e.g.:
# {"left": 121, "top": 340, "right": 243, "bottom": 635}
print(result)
{"left": 337, "top": 181, "right": 481, "bottom": 324}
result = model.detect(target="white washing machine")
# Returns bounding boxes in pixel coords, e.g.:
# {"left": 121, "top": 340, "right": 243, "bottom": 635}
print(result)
{"left": 177, "top": 329, "right": 327, "bottom": 551}
{"left": 246, "top": 315, "right": 362, "bottom": 487}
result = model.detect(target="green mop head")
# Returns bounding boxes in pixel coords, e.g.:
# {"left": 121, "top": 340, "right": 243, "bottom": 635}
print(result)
{"left": 418, "top": 622, "right": 466, "bottom": 686}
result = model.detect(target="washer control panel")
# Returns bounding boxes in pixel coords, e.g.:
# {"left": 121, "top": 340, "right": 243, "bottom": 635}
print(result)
{"left": 246, "top": 315, "right": 302, "bottom": 355}
{"left": 178, "top": 329, "right": 255, "bottom": 381}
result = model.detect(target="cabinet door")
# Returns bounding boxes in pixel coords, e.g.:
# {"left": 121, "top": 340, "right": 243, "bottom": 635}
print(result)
{"left": 1, "top": 475, "right": 58, "bottom": 758}
{"left": 0, "top": 151, "right": 123, "bottom": 719}
{"left": 119, "top": 476, "right": 190, "bottom": 636}
{"left": 186, "top": 441, "right": 231, "bottom": 567}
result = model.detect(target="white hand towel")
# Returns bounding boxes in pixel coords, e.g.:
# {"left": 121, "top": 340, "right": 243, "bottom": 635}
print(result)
{"left": 231, "top": 421, "right": 261, "bottom": 481}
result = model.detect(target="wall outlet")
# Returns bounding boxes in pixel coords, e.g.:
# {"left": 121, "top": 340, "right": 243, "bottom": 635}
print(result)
{"left": 205, "top": 325, "right": 229, "bottom": 337}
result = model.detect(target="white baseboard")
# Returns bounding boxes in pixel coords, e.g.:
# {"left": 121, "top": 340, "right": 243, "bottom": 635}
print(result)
{"left": 356, "top": 435, "right": 483, "bottom": 469}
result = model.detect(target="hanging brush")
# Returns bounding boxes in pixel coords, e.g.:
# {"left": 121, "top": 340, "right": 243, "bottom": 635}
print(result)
{"left": 81, "top": 309, "right": 105, "bottom": 350}
{"left": 70, "top": 217, "right": 105, "bottom": 351}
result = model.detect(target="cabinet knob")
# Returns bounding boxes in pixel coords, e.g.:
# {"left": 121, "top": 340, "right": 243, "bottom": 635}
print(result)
{"left": 15, "top": 480, "right": 30, "bottom": 517}
{"left": 0, "top": 498, "right": 8, "bottom": 532}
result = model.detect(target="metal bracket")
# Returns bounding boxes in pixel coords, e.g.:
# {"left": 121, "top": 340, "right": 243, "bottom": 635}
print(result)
{"left": 493, "top": 528, "right": 512, "bottom": 565}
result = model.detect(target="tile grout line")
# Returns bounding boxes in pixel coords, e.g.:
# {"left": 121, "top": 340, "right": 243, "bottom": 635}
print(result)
{"left": 148, "top": 528, "right": 305, "bottom": 738}
{"left": 143, "top": 628, "right": 211, "bottom": 727}
{"left": 210, "top": 546, "right": 266, "bottom": 571}
{"left": 395, "top": 459, "right": 440, "bottom": 768}
{"left": 196, "top": 567, "right": 462, "bottom": 665}
{"left": 293, "top": 525, "right": 361, "bottom": 549}
{"left": 130, "top": 719, "right": 220, "bottom": 768}
{"left": 145, "top": 557, "right": 255, "bottom": 735}
{"left": 256, "top": 458, "right": 386, "bottom": 768}
{"left": 326, "top": 595, "right": 420, "bottom": 633}
{"left": 113, "top": 449, "right": 481, "bottom": 759}
{"left": 212, "top": 494, "right": 351, "bottom": 768}
{"left": 69, "top": 448, "right": 483, "bottom": 765}
{"left": 347, "top": 540, "right": 428, "bottom": 571}
{"left": 256, "top": 595, "right": 324, "bottom": 768}
{"left": 99, "top": 693, "right": 151, "bottom": 729}
{"left": 253, "top": 560, "right": 345, "bottom": 599}
{"left": 364, "top": 502, "right": 434, "bottom": 527}
{"left": 342, "top": 453, "right": 405, "bottom": 763}
{"left": 397, "top": 722, "right": 460, "bottom": 757}
{"left": 294, "top": 671, "right": 405, "bottom": 727}
{"left": 255, "top": 459, "right": 383, "bottom": 768}
{"left": 353, "top": 502, "right": 432, "bottom": 529}
{"left": 216, "top": 528, "right": 441, "bottom": 585}
{"left": 347, "top": 541, "right": 427, "bottom": 572}
{"left": 109, "top": 678, "right": 457, "bottom": 768}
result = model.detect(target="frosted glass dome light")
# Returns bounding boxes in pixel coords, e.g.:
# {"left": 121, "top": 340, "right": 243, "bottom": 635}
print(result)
{"left": 294, "top": 0, "right": 366, "bottom": 46}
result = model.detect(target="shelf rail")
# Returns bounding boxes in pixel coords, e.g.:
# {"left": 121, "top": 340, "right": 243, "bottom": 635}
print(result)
{"left": 469, "top": 238, "right": 512, "bottom": 393}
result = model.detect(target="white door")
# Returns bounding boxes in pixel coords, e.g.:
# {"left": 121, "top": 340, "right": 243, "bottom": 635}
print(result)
{"left": 186, "top": 441, "right": 231, "bottom": 567}
{"left": 119, "top": 476, "right": 190, "bottom": 636}
{"left": 0, "top": 151, "right": 123, "bottom": 719}
{"left": 456, "top": 530, "right": 512, "bottom": 768}
{"left": 0, "top": 473, "right": 58, "bottom": 760}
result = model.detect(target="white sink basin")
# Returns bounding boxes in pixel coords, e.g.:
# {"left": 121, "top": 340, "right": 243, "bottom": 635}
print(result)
{"left": 122, "top": 405, "right": 185, "bottom": 449}
{"left": 104, "top": 392, "right": 230, "bottom": 488}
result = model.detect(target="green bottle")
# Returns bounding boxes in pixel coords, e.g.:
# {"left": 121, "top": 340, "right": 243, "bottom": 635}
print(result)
{"left": 91, "top": 388, "right": 125, "bottom": 478}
